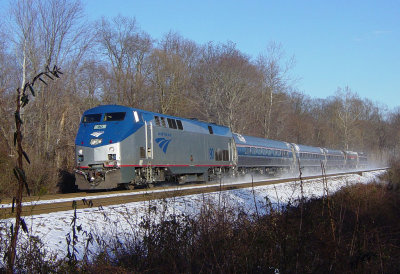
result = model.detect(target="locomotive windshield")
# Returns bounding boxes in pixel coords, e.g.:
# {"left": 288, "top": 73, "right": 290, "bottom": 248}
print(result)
{"left": 82, "top": 114, "right": 102, "bottom": 123}
{"left": 82, "top": 112, "right": 126, "bottom": 123}
{"left": 104, "top": 112, "right": 126, "bottom": 121}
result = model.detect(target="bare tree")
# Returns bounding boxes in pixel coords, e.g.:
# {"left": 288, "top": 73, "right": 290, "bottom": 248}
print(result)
{"left": 37, "top": 0, "right": 85, "bottom": 66}
{"left": 8, "top": 0, "right": 39, "bottom": 87}
{"left": 389, "top": 109, "right": 400, "bottom": 155}
{"left": 285, "top": 92, "right": 315, "bottom": 144}
{"left": 256, "top": 42, "right": 295, "bottom": 138}
{"left": 333, "top": 87, "right": 364, "bottom": 150}
{"left": 191, "top": 42, "right": 222, "bottom": 120}
{"left": 213, "top": 44, "right": 258, "bottom": 132}
{"left": 75, "top": 59, "right": 103, "bottom": 105}
{"left": 192, "top": 42, "right": 257, "bottom": 132}
{"left": 7, "top": 65, "right": 62, "bottom": 274}
{"left": 97, "top": 15, "right": 153, "bottom": 106}
{"left": 0, "top": 33, "right": 18, "bottom": 154}
{"left": 4, "top": 0, "right": 90, "bottom": 193}
{"left": 149, "top": 31, "right": 199, "bottom": 115}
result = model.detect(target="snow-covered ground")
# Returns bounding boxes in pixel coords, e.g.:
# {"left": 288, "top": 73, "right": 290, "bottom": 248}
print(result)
{"left": 0, "top": 170, "right": 385, "bottom": 263}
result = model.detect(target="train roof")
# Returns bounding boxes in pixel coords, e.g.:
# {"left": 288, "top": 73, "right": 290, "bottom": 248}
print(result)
{"left": 83, "top": 104, "right": 132, "bottom": 115}
{"left": 323, "top": 148, "right": 344, "bottom": 156}
{"left": 233, "top": 133, "right": 291, "bottom": 150}
{"left": 81, "top": 105, "right": 232, "bottom": 137}
{"left": 293, "top": 144, "right": 324, "bottom": 154}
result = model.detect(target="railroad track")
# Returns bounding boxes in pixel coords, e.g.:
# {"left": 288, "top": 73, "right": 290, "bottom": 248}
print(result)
{"left": 0, "top": 168, "right": 386, "bottom": 219}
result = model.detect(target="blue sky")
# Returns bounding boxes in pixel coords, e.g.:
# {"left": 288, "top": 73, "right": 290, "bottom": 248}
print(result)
{"left": 34, "top": 1, "right": 400, "bottom": 109}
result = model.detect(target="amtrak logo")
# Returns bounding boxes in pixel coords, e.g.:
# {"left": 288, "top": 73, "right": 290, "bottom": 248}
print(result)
{"left": 90, "top": 131, "right": 104, "bottom": 137}
{"left": 155, "top": 137, "right": 171, "bottom": 153}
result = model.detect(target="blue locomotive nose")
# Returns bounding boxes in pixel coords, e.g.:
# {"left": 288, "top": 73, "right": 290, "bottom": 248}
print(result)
{"left": 75, "top": 105, "right": 143, "bottom": 148}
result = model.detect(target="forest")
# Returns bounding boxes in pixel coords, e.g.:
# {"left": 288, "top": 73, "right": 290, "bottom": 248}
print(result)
{"left": 0, "top": 0, "right": 399, "bottom": 196}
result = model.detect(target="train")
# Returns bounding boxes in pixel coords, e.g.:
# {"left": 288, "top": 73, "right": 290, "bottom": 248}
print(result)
{"left": 74, "top": 105, "right": 368, "bottom": 190}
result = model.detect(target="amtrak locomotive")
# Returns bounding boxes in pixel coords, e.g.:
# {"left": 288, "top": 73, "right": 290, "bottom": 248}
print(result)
{"left": 75, "top": 105, "right": 367, "bottom": 190}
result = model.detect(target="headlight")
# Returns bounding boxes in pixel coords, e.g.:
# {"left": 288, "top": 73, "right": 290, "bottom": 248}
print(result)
{"left": 90, "top": 138, "right": 102, "bottom": 145}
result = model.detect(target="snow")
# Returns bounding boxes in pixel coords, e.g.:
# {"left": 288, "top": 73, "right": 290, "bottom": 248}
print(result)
{"left": 0, "top": 170, "right": 385, "bottom": 263}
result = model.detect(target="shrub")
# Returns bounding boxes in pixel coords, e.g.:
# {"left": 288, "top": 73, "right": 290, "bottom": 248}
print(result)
{"left": 2, "top": 172, "right": 400, "bottom": 272}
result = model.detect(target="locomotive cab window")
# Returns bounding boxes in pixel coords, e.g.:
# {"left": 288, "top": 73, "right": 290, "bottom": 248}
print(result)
{"left": 154, "top": 116, "right": 161, "bottom": 126}
{"left": 82, "top": 114, "right": 102, "bottom": 123}
{"left": 176, "top": 120, "right": 183, "bottom": 130}
{"left": 171, "top": 119, "right": 177, "bottom": 129}
{"left": 104, "top": 112, "right": 126, "bottom": 121}
{"left": 167, "top": 118, "right": 177, "bottom": 129}
{"left": 160, "top": 117, "right": 167, "bottom": 127}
